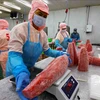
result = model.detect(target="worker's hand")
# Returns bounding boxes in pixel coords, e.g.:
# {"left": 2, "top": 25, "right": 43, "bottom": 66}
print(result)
{"left": 62, "top": 48, "right": 66, "bottom": 52}
{"left": 61, "top": 51, "right": 72, "bottom": 66}
{"left": 60, "top": 51, "right": 70, "bottom": 56}
{"left": 68, "top": 57, "right": 72, "bottom": 66}
{"left": 16, "top": 72, "right": 30, "bottom": 100}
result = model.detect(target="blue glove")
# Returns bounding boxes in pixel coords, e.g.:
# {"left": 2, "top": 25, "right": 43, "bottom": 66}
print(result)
{"left": 60, "top": 52, "right": 72, "bottom": 66}
{"left": 44, "top": 48, "right": 69, "bottom": 57}
{"left": 68, "top": 57, "right": 72, "bottom": 66}
{"left": 62, "top": 48, "right": 66, "bottom": 52}
{"left": 44, "top": 48, "right": 72, "bottom": 66}
{"left": 60, "top": 51, "right": 70, "bottom": 56}
{"left": 16, "top": 72, "right": 30, "bottom": 100}
{"left": 16, "top": 72, "right": 38, "bottom": 100}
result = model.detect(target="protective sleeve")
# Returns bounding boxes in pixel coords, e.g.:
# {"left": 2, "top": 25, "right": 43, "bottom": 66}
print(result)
{"left": 8, "top": 51, "right": 30, "bottom": 77}
{"left": 44, "top": 48, "right": 64, "bottom": 58}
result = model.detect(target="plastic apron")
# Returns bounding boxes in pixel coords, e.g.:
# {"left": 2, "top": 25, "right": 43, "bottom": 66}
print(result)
{"left": 60, "top": 32, "right": 69, "bottom": 49}
{"left": 22, "top": 22, "right": 43, "bottom": 67}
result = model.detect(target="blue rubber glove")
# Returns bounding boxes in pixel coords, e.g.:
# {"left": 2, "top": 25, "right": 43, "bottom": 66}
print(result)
{"left": 16, "top": 72, "right": 38, "bottom": 100}
{"left": 60, "top": 51, "right": 70, "bottom": 56}
{"left": 16, "top": 72, "right": 30, "bottom": 100}
{"left": 68, "top": 57, "right": 72, "bottom": 66}
{"left": 59, "top": 51, "right": 72, "bottom": 66}
{"left": 44, "top": 48, "right": 69, "bottom": 57}
{"left": 44, "top": 48, "right": 72, "bottom": 66}
{"left": 62, "top": 48, "right": 66, "bottom": 52}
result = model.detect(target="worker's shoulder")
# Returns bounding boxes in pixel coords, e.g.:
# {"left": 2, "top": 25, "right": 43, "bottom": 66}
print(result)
{"left": 40, "top": 30, "right": 47, "bottom": 37}
{"left": 57, "top": 31, "right": 62, "bottom": 36}
{"left": 11, "top": 22, "right": 28, "bottom": 31}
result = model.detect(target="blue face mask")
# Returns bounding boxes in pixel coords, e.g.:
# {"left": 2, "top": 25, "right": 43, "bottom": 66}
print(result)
{"left": 32, "top": 14, "right": 46, "bottom": 27}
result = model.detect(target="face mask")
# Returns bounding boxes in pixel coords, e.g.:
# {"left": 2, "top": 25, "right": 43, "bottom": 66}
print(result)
{"left": 32, "top": 14, "right": 46, "bottom": 27}
{"left": 61, "top": 30, "right": 66, "bottom": 33}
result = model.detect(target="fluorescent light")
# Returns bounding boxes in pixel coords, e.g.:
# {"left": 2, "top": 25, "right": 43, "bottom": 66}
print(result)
{"left": 0, "top": 6, "right": 11, "bottom": 12}
{"left": 16, "top": 0, "right": 31, "bottom": 8}
{"left": 0, "top": 11, "right": 2, "bottom": 14}
{"left": 43, "top": 0, "right": 50, "bottom": 4}
{"left": 4, "top": 1, "right": 21, "bottom": 10}
{"left": 97, "top": 48, "right": 100, "bottom": 50}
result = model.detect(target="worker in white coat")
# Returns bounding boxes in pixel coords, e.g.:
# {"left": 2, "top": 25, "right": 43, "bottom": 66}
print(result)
{"left": 0, "top": 19, "right": 10, "bottom": 77}
{"left": 6, "top": 0, "right": 71, "bottom": 100}
{"left": 55, "top": 23, "right": 72, "bottom": 51}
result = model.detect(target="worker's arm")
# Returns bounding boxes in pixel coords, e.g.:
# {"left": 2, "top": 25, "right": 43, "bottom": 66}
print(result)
{"left": 7, "top": 52, "right": 30, "bottom": 77}
{"left": 55, "top": 39, "right": 64, "bottom": 48}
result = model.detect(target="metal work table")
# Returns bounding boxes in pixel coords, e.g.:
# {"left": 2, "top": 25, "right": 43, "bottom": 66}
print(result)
{"left": 0, "top": 46, "right": 100, "bottom": 100}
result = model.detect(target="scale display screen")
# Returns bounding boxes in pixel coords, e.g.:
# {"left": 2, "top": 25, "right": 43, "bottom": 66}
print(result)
{"left": 61, "top": 76, "right": 78, "bottom": 99}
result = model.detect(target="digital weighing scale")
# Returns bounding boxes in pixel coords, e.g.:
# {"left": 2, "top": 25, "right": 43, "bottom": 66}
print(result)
{"left": 46, "top": 69, "right": 79, "bottom": 100}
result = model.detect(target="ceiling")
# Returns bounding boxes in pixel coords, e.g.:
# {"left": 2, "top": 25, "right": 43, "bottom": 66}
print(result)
{"left": 0, "top": 0, "right": 100, "bottom": 18}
